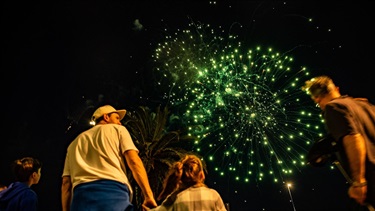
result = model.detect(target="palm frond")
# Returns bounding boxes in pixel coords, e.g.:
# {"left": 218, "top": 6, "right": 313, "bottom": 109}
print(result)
{"left": 122, "top": 105, "right": 198, "bottom": 210}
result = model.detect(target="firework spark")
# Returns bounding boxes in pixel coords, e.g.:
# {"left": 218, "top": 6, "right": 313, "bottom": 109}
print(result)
{"left": 152, "top": 21, "right": 324, "bottom": 183}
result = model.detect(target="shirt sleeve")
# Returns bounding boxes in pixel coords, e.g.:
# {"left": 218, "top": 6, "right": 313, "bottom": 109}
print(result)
{"left": 212, "top": 189, "right": 227, "bottom": 211}
{"left": 62, "top": 150, "right": 70, "bottom": 177}
{"left": 118, "top": 125, "right": 139, "bottom": 154}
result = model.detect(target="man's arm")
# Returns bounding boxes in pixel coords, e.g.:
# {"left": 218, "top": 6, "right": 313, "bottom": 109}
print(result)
{"left": 124, "top": 150, "right": 157, "bottom": 209}
{"left": 61, "top": 176, "right": 72, "bottom": 211}
{"left": 342, "top": 133, "right": 367, "bottom": 205}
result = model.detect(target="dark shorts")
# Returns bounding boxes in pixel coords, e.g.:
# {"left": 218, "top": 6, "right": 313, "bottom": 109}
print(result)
{"left": 71, "top": 179, "right": 133, "bottom": 211}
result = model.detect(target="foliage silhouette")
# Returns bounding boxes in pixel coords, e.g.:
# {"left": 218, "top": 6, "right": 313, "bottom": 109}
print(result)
{"left": 123, "top": 105, "right": 196, "bottom": 209}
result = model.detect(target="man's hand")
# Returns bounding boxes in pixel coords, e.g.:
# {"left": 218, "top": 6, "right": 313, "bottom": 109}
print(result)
{"left": 142, "top": 197, "right": 157, "bottom": 210}
{"left": 348, "top": 185, "right": 367, "bottom": 205}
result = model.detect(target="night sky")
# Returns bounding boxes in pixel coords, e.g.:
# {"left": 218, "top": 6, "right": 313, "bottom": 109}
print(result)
{"left": 1, "top": 1, "right": 375, "bottom": 211}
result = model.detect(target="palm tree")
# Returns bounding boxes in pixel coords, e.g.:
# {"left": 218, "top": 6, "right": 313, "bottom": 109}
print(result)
{"left": 123, "top": 105, "right": 196, "bottom": 209}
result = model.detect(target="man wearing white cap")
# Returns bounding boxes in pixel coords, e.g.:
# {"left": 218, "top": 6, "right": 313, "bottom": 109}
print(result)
{"left": 61, "top": 105, "right": 157, "bottom": 211}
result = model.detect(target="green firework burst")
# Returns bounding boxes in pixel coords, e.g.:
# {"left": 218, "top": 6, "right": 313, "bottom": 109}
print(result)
{"left": 152, "top": 21, "right": 325, "bottom": 183}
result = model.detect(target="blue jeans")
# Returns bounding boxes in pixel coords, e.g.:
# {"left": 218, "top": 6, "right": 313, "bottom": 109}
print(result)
{"left": 71, "top": 179, "right": 133, "bottom": 211}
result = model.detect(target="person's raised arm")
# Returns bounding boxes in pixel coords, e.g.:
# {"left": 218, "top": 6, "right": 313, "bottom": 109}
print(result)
{"left": 61, "top": 176, "right": 72, "bottom": 211}
{"left": 124, "top": 150, "right": 157, "bottom": 209}
{"left": 343, "top": 133, "right": 367, "bottom": 205}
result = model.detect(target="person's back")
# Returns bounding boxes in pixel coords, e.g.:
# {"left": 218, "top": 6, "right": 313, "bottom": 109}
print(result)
{"left": 0, "top": 182, "right": 38, "bottom": 211}
{"left": 0, "top": 157, "right": 42, "bottom": 211}
{"left": 164, "top": 186, "right": 226, "bottom": 211}
{"left": 303, "top": 75, "right": 375, "bottom": 210}
{"left": 64, "top": 123, "right": 132, "bottom": 190}
{"left": 148, "top": 154, "right": 227, "bottom": 211}
{"left": 61, "top": 105, "right": 157, "bottom": 211}
{"left": 326, "top": 96, "right": 375, "bottom": 208}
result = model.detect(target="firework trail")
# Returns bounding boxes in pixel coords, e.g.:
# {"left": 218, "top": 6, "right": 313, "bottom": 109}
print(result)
{"left": 152, "top": 21, "right": 324, "bottom": 183}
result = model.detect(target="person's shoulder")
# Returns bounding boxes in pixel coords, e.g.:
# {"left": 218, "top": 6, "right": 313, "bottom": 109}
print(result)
{"left": 200, "top": 186, "right": 223, "bottom": 197}
{"left": 22, "top": 188, "right": 37, "bottom": 198}
{"left": 108, "top": 124, "right": 128, "bottom": 132}
{"left": 332, "top": 96, "right": 373, "bottom": 107}
{"left": 207, "top": 187, "right": 221, "bottom": 194}
{"left": 100, "top": 124, "right": 132, "bottom": 137}
{"left": 330, "top": 95, "right": 351, "bottom": 102}
{"left": 192, "top": 186, "right": 220, "bottom": 194}
{"left": 10, "top": 182, "right": 28, "bottom": 190}
{"left": 328, "top": 96, "right": 353, "bottom": 107}
{"left": 100, "top": 123, "right": 125, "bottom": 128}
{"left": 8, "top": 183, "right": 36, "bottom": 198}
{"left": 92, "top": 124, "right": 126, "bottom": 131}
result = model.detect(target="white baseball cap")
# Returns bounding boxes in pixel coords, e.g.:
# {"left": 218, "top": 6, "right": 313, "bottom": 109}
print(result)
{"left": 92, "top": 105, "right": 126, "bottom": 121}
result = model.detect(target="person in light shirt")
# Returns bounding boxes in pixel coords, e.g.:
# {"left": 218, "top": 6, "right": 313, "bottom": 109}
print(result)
{"left": 145, "top": 154, "right": 227, "bottom": 211}
{"left": 61, "top": 105, "right": 157, "bottom": 211}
